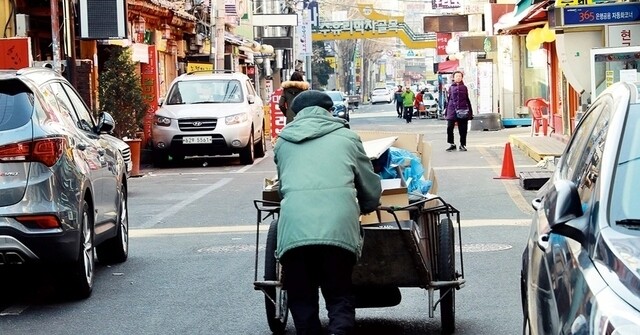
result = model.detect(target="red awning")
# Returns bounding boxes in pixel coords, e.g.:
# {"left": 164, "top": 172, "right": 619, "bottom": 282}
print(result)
{"left": 437, "top": 60, "right": 460, "bottom": 74}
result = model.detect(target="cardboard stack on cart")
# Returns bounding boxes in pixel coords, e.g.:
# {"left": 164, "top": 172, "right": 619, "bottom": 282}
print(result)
{"left": 261, "top": 131, "right": 438, "bottom": 223}
{"left": 357, "top": 130, "right": 438, "bottom": 225}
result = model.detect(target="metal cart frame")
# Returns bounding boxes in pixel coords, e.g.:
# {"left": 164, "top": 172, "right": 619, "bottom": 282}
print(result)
{"left": 253, "top": 196, "right": 466, "bottom": 334}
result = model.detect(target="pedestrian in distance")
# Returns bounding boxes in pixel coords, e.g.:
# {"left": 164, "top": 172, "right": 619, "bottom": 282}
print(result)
{"left": 401, "top": 86, "right": 415, "bottom": 123}
{"left": 445, "top": 71, "right": 473, "bottom": 152}
{"left": 273, "top": 90, "right": 382, "bottom": 335}
{"left": 278, "top": 71, "right": 310, "bottom": 124}
{"left": 394, "top": 85, "right": 404, "bottom": 118}
{"left": 414, "top": 88, "right": 425, "bottom": 119}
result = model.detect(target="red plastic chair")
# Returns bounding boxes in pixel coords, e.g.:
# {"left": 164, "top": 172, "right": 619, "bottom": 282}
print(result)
{"left": 525, "top": 98, "right": 549, "bottom": 136}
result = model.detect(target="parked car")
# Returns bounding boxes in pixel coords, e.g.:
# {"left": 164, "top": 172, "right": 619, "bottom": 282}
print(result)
{"left": 0, "top": 68, "right": 129, "bottom": 298}
{"left": 152, "top": 71, "right": 266, "bottom": 166}
{"left": 370, "top": 87, "right": 393, "bottom": 104}
{"left": 521, "top": 81, "right": 640, "bottom": 334}
{"left": 325, "top": 90, "right": 350, "bottom": 121}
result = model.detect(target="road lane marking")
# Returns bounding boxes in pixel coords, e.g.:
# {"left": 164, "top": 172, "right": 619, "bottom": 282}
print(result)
{"left": 138, "top": 178, "right": 233, "bottom": 228}
{"left": 478, "top": 147, "right": 534, "bottom": 215}
{"left": 130, "top": 219, "right": 530, "bottom": 237}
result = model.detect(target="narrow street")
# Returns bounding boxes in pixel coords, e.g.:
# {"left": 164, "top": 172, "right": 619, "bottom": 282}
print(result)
{"left": 0, "top": 103, "right": 545, "bottom": 334}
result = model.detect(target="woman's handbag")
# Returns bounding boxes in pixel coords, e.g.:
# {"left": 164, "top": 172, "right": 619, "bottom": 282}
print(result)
{"left": 456, "top": 109, "right": 470, "bottom": 119}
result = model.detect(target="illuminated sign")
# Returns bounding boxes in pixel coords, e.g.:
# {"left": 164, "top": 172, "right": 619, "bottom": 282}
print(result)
{"left": 561, "top": 3, "right": 640, "bottom": 26}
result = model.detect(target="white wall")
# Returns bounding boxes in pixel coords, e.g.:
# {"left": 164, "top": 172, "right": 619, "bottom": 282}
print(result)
{"left": 555, "top": 30, "right": 603, "bottom": 103}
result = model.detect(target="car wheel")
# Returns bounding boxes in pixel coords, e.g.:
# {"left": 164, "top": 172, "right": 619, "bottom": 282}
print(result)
{"left": 254, "top": 125, "right": 266, "bottom": 158}
{"left": 239, "top": 129, "right": 255, "bottom": 165}
{"left": 264, "top": 219, "right": 288, "bottom": 334}
{"left": 65, "top": 199, "right": 95, "bottom": 299}
{"left": 438, "top": 217, "right": 455, "bottom": 334}
{"left": 96, "top": 184, "right": 129, "bottom": 264}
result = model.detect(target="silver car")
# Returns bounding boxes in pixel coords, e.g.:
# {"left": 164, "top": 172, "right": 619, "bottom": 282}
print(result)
{"left": 0, "top": 68, "right": 129, "bottom": 298}
{"left": 152, "top": 71, "right": 266, "bottom": 166}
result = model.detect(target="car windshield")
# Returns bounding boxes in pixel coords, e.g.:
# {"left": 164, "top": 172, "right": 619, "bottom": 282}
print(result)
{"left": 424, "top": 93, "right": 435, "bottom": 100}
{"left": 610, "top": 104, "right": 640, "bottom": 226}
{"left": 326, "top": 91, "right": 344, "bottom": 102}
{"left": 165, "top": 79, "right": 243, "bottom": 105}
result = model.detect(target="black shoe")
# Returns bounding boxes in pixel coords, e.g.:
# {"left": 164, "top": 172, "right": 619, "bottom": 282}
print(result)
{"left": 446, "top": 144, "right": 456, "bottom": 152}
{"left": 459, "top": 145, "right": 467, "bottom": 151}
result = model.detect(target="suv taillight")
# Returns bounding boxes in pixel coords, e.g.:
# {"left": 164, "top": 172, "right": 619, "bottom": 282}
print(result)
{"left": 0, "top": 137, "right": 66, "bottom": 167}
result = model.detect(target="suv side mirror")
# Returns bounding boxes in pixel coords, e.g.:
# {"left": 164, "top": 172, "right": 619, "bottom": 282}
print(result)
{"left": 544, "top": 179, "right": 587, "bottom": 245}
{"left": 158, "top": 98, "right": 164, "bottom": 107}
{"left": 247, "top": 95, "right": 255, "bottom": 104}
{"left": 97, "top": 112, "right": 115, "bottom": 134}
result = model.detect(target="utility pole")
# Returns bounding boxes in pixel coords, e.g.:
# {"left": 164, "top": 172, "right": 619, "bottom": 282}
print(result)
{"left": 211, "top": 0, "right": 226, "bottom": 70}
{"left": 63, "top": 0, "right": 76, "bottom": 86}
{"left": 50, "top": 0, "right": 62, "bottom": 72}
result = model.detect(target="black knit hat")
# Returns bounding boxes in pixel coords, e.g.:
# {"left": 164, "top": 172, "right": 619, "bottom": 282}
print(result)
{"left": 290, "top": 90, "right": 334, "bottom": 115}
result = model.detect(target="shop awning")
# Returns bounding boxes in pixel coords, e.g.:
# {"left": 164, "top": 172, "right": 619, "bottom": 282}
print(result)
{"left": 436, "top": 60, "right": 460, "bottom": 74}
{"left": 494, "top": 0, "right": 549, "bottom": 34}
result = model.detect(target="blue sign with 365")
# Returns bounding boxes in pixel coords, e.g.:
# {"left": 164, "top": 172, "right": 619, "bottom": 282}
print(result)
{"left": 563, "top": 3, "right": 640, "bottom": 26}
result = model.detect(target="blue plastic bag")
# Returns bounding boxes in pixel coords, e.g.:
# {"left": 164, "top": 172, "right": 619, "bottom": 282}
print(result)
{"left": 379, "top": 147, "right": 432, "bottom": 195}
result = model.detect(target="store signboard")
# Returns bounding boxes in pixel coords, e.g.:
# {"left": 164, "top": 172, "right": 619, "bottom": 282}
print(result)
{"left": 141, "top": 45, "right": 159, "bottom": 146}
{"left": 436, "top": 33, "right": 451, "bottom": 56}
{"left": 608, "top": 24, "right": 640, "bottom": 47}
{"left": 269, "top": 88, "right": 285, "bottom": 139}
{"left": 0, "top": 37, "right": 31, "bottom": 70}
{"left": 560, "top": 3, "right": 640, "bottom": 26}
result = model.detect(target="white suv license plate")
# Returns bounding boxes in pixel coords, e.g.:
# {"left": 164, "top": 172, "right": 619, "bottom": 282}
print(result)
{"left": 183, "top": 136, "right": 213, "bottom": 144}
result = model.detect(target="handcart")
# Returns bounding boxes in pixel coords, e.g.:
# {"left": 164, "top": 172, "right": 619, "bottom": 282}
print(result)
{"left": 253, "top": 196, "right": 466, "bottom": 334}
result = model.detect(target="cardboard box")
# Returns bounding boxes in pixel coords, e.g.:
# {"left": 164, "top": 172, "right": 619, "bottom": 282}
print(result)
{"left": 360, "top": 178, "right": 410, "bottom": 225}
{"left": 357, "top": 130, "right": 438, "bottom": 195}
{"left": 262, "top": 177, "right": 281, "bottom": 203}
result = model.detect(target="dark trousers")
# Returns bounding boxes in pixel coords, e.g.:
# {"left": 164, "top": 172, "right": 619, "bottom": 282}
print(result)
{"left": 447, "top": 119, "right": 468, "bottom": 146}
{"left": 281, "top": 245, "right": 357, "bottom": 335}
{"left": 396, "top": 102, "right": 403, "bottom": 116}
{"left": 403, "top": 106, "right": 413, "bottom": 123}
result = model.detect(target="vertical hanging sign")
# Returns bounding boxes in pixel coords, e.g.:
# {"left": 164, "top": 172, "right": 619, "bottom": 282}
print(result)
{"left": 269, "top": 88, "right": 285, "bottom": 139}
{"left": 436, "top": 33, "right": 451, "bottom": 56}
{"left": 140, "top": 45, "right": 159, "bottom": 146}
{"left": 297, "top": 9, "right": 313, "bottom": 58}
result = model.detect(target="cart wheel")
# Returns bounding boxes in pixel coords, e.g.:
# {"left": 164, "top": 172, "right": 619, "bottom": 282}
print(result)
{"left": 264, "top": 219, "right": 288, "bottom": 334}
{"left": 438, "top": 218, "right": 456, "bottom": 334}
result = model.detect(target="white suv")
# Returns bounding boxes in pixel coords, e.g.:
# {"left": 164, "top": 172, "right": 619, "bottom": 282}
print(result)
{"left": 152, "top": 71, "right": 266, "bottom": 166}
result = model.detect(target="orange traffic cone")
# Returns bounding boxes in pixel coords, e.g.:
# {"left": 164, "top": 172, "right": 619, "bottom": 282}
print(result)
{"left": 494, "top": 142, "right": 519, "bottom": 179}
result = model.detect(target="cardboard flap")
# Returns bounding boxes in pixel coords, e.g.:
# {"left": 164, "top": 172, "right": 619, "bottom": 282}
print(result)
{"left": 362, "top": 136, "right": 397, "bottom": 160}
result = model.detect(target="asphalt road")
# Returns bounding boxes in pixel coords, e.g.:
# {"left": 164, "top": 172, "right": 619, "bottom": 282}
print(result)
{"left": 1, "top": 103, "right": 544, "bottom": 335}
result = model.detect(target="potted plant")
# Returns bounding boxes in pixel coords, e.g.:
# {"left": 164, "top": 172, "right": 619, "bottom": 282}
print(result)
{"left": 98, "top": 46, "right": 149, "bottom": 176}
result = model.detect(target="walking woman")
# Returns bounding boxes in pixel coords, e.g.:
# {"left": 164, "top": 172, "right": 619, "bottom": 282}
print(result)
{"left": 445, "top": 71, "right": 473, "bottom": 151}
{"left": 278, "top": 71, "right": 310, "bottom": 124}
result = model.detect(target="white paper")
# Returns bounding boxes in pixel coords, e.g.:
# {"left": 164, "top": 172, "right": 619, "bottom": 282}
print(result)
{"left": 619, "top": 69, "right": 638, "bottom": 83}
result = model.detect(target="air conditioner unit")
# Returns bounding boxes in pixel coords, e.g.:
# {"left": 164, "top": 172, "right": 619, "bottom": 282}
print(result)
{"left": 79, "top": 0, "right": 127, "bottom": 39}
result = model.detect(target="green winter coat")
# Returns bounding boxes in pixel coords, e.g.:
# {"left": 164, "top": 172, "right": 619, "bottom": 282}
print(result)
{"left": 401, "top": 90, "right": 415, "bottom": 107}
{"left": 273, "top": 106, "right": 382, "bottom": 259}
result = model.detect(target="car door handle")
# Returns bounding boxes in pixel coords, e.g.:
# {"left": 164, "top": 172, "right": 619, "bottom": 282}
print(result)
{"left": 537, "top": 233, "right": 549, "bottom": 249}
{"left": 76, "top": 143, "right": 87, "bottom": 151}
{"left": 532, "top": 198, "right": 542, "bottom": 211}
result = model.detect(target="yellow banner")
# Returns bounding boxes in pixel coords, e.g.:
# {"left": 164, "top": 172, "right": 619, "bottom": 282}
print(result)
{"left": 187, "top": 62, "right": 214, "bottom": 73}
